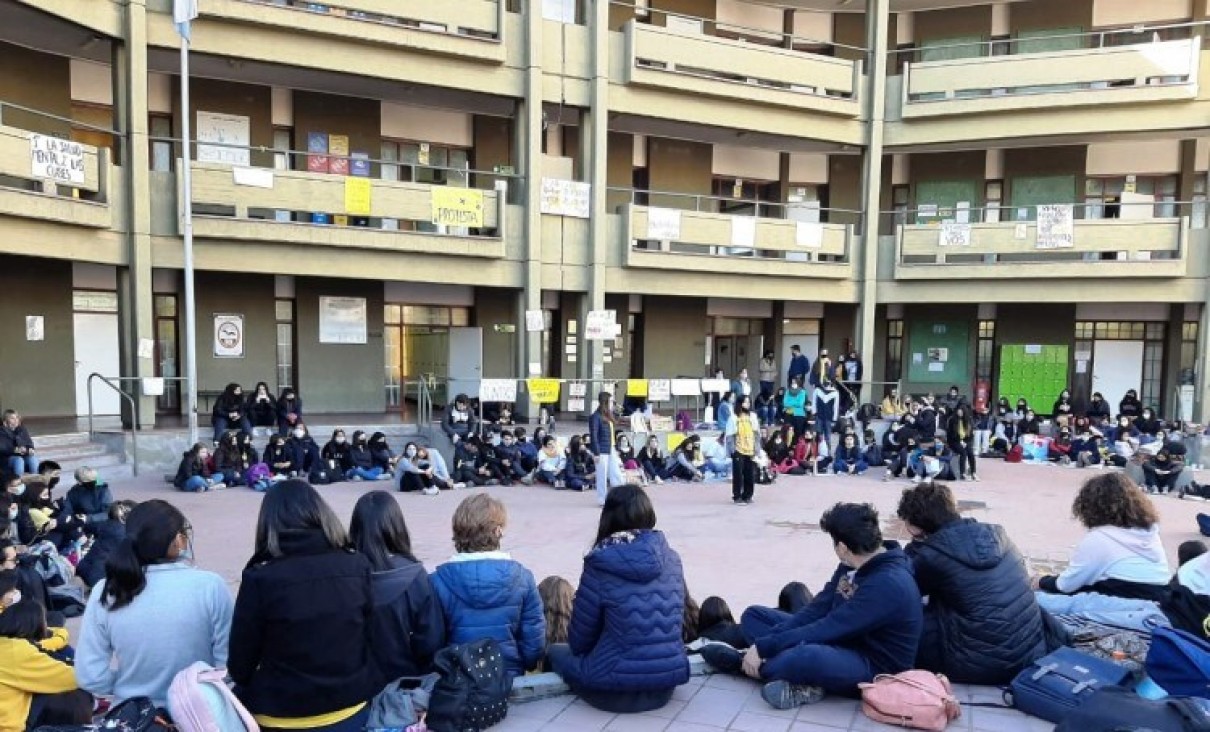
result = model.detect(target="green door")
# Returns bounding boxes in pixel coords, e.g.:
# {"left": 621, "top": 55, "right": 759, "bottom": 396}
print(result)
{"left": 997, "top": 345, "right": 1070, "bottom": 412}
{"left": 1009, "top": 175, "right": 1076, "bottom": 221}
{"left": 915, "top": 180, "right": 981, "bottom": 224}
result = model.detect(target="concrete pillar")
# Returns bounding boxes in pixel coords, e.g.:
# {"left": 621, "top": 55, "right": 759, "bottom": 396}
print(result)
{"left": 583, "top": 0, "right": 611, "bottom": 384}
{"left": 116, "top": 1, "right": 157, "bottom": 428}
{"left": 520, "top": 5, "right": 545, "bottom": 381}
{"left": 856, "top": 0, "right": 891, "bottom": 373}
{"left": 1198, "top": 300, "right": 1210, "bottom": 422}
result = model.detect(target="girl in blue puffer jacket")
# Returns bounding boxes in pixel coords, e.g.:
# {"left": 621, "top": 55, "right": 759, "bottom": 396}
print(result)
{"left": 547, "top": 484, "right": 690, "bottom": 714}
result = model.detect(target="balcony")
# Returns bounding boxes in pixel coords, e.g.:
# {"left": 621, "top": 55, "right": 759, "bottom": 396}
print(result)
{"left": 901, "top": 37, "right": 1201, "bottom": 119}
{"left": 620, "top": 20, "right": 861, "bottom": 118}
{"left": 621, "top": 202, "right": 853, "bottom": 279}
{"left": 0, "top": 124, "right": 112, "bottom": 229}
{"left": 182, "top": 162, "right": 506, "bottom": 258}
{"left": 894, "top": 217, "right": 1188, "bottom": 280}
{"left": 192, "top": 0, "right": 506, "bottom": 64}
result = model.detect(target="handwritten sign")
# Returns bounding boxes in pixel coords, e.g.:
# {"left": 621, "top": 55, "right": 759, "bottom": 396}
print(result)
{"left": 648, "top": 379, "right": 672, "bottom": 402}
{"left": 30, "top": 135, "right": 86, "bottom": 184}
{"left": 344, "top": 177, "right": 372, "bottom": 216}
{"left": 540, "top": 178, "right": 591, "bottom": 218}
{"left": 431, "top": 187, "right": 484, "bottom": 228}
{"left": 646, "top": 207, "right": 682, "bottom": 241}
{"left": 1036, "top": 204, "right": 1074, "bottom": 250}
{"left": 196, "top": 111, "right": 250, "bottom": 167}
{"left": 671, "top": 379, "right": 700, "bottom": 396}
{"left": 585, "top": 310, "right": 618, "bottom": 341}
{"left": 526, "top": 378, "right": 561, "bottom": 403}
{"left": 480, "top": 379, "right": 517, "bottom": 403}
{"left": 627, "top": 379, "right": 649, "bottom": 397}
{"left": 938, "top": 222, "right": 971, "bottom": 247}
{"left": 525, "top": 310, "right": 545, "bottom": 332}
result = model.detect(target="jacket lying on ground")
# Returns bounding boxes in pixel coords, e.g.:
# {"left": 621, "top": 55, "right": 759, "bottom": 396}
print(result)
{"left": 430, "top": 551, "right": 545, "bottom": 679}
{"left": 907, "top": 518, "right": 1047, "bottom": 685}
{"left": 560, "top": 530, "right": 690, "bottom": 693}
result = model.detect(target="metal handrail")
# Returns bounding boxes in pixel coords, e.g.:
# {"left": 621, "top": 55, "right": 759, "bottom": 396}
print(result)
{"left": 607, "top": 186, "right": 862, "bottom": 218}
{"left": 884, "top": 200, "right": 1198, "bottom": 225}
{"left": 86, "top": 374, "right": 191, "bottom": 478}
{"left": 888, "top": 19, "right": 1210, "bottom": 58}
{"left": 0, "top": 101, "right": 123, "bottom": 136}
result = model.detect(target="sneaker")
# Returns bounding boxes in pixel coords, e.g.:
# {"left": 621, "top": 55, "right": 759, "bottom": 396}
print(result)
{"left": 210, "top": 482, "right": 227, "bottom": 491}
{"left": 743, "top": 498, "right": 753, "bottom": 506}
{"left": 761, "top": 681, "right": 825, "bottom": 710}
{"left": 350, "top": 475, "right": 363, "bottom": 482}
{"left": 421, "top": 487, "right": 440, "bottom": 496}
{"left": 453, "top": 482, "right": 468, "bottom": 490}
{"left": 882, "top": 473, "right": 892, "bottom": 483}
{"left": 970, "top": 474, "right": 980, "bottom": 482}
{"left": 655, "top": 477, "right": 664, "bottom": 485}
{"left": 521, "top": 474, "right": 535, "bottom": 486}
{"left": 699, "top": 643, "right": 744, "bottom": 675}
{"left": 1198, "top": 513, "right": 1210, "bottom": 537}
{"left": 554, "top": 480, "right": 566, "bottom": 489}
{"left": 732, "top": 498, "right": 743, "bottom": 506}
{"left": 376, "top": 473, "right": 393, "bottom": 481}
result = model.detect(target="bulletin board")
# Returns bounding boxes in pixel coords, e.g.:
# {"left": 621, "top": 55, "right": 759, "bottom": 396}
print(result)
{"left": 997, "top": 345, "right": 1069, "bottom": 411}
{"left": 906, "top": 320, "right": 970, "bottom": 384}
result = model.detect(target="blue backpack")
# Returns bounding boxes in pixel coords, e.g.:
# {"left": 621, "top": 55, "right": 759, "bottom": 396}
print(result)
{"left": 1148, "top": 626, "right": 1210, "bottom": 699}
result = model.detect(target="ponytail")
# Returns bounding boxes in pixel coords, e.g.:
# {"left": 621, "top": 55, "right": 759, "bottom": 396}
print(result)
{"left": 101, "top": 500, "right": 187, "bottom": 611}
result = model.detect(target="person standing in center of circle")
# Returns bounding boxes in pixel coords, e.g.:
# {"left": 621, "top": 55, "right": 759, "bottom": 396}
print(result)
{"left": 589, "top": 391, "right": 624, "bottom": 508}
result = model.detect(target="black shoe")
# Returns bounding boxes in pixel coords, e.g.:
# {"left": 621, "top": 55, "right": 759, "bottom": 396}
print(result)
{"left": 700, "top": 643, "right": 744, "bottom": 675}
{"left": 761, "top": 681, "right": 825, "bottom": 710}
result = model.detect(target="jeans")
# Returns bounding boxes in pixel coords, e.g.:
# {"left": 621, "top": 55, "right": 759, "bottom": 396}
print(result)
{"left": 536, "top": 469, "right": 564, "bottom": 485}
{"left": 181, "top": 475, "right": 214, "bottom": 492}
{"left": 261, "top": 704, "right": 370, "bottom": 732}
{"left": 909, "top": 454, "right": 944, "bottom": 480}
{"left": 760, "top": 381, "right": 775, "bottom": 398}
{"left": 705, "top": 457, "right": 731, "bottom": 480}
{"left": 973, "top": 430, "right": 990, "bottom": 455}
{"left": 346, "top": 466, "right": 383, "bottom": 481}
{"left": 547, "top": 644, "right": 676, "bottom": 714}
{"left": 833, "top": 458, "right": 868, "bottom": 475}
{"left": 7, "top": 453, "right": 38, "bottom": 475}
{"left": 595, "top": 453, "right": 624, "bottom": 504}
{"left": 741, "top": 606, "right": 874, "bottom": 692}
{"left": 1034, "top": 591, "right": 1171, "bottom": 633}
{"left": 732, "top": 453, "right": 756, "bottom": 502}
{"left": 212, "top": 416, "right": 252, "bottom": 443}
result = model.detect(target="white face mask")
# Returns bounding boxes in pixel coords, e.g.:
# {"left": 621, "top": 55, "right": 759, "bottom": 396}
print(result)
{"left": 336, "top": 437, "right": 346, "bottom": 444}
{"left": 293, "top": 429, "right": 305, "bottom": 439}
{"left": 3, "top": 589, "right": 19, "bottom": 606}
{"left": 7, "top": 506, "right": 17, "bottom": 520}
{"left": 9, "top": 485, "right": 24, "bottom": 497}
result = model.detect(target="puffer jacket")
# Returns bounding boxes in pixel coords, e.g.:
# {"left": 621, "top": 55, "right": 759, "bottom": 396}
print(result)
{"left": 559, "top": 530, "right": 690, "bottom": 693}
{"left": 430, "top": 553, "right": 545, "bottom": 680}
{"left": 907, "top": 518, "right": 1046, "bottom": 685}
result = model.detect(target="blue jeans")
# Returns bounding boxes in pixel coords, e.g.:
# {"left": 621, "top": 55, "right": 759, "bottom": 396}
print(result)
{"left": 833, "top": 458, "right": 868, "bottom": 475}
{"left": 180, "top": 475, "right": 213, "bottom": 492}
{"left": 741, "top": 606, "right": 874, "bottom": 692}
{"left": 595, "top": 454, "right": 624, "bottom": 505}
{"left": 346, "top": 467, "right": 383, "bottom": 481}
{"left": 760, "top": 381, "right": 774, "bottom": 398}
{"left": 705, "top": 458, "right": 731, "bottom": 479}
{"left": 7, "top": 454, "right": 38, "bottom": 475}
{"left": 213, "top": 416, "right": 252, "bottom": 443}
{"left": 1034, "top": 591, "right": 1171, "bottom": 632}
{"left": 261, "top": 704, "right": 370, "bottom": 732}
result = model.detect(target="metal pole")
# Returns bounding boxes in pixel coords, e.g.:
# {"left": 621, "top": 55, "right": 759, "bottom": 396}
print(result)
{"left": 181, "top": 36, "right": 199, "bottom": 445}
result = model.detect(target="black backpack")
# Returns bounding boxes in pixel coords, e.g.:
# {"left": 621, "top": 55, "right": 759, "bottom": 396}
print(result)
{"left": 1055, "top": 686, "right": 1210, "bottom": 732}
{"left": 426, "top": 639, "right": 510, "bottom": 732}
{"left": 36, "top": 697, "right": 177, "bottom": 732}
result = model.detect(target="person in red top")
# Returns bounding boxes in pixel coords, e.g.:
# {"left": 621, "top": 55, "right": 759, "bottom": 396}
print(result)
{"left": 1049, "top": 428, "right": 1074, "bottom": 465}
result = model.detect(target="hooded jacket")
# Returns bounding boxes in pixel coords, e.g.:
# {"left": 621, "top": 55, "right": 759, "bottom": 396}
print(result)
{"left": 1162, "top": 552, "right": 1210, "bottom": 638}
{"left": 368, "top": 433, "right": 394, "bottom": 470}
{"left": 322, "top": 436, "right": 352, "bottom": 471}
{"left": 366, "top": 555, "right": 445, "bottom": 686}
{"left": 348, "top": 432, "right": 374, "bottom": 470}
{"left": 430, "top": 552, "right": 544, "bottom": 680}
{"left": 752, "top": 545, "right": 922, "bottom": 679}
{"left": 907, "top": 519, "right": 1047, "bottom": 684}
{"left": 1038, "top": 525, "right": 1171, "bottom": 600}
{"left": 62, "top": 480, "right": 114, "bottom": 524}
{"left": 560, "top": 530, "right": 690, "bottom": 693}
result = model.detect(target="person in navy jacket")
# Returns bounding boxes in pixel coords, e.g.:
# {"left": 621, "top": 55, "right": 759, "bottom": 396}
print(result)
{"left": 703, "top": 502, "right": 922, "bottom": 711}
{"left": 430, "top": 494, "right": 544, "bottom": 681}
{"left": 547, "top": 484, "right": 690, "bottom": 714}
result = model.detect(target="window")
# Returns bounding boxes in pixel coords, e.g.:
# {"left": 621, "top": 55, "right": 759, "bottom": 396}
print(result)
{"left": 276, "top": 299, "right": 296, "bottom": 393}
{"left": 976, "top": 320, "right": 996, "bottom": 382}
{"left": 1180, "top": 321, "right": 1199, "bottom": 386}
{"left": 383, "top": 304, "right": 473, "bottom": 407}
{"left": 1193, "top": 173, "right": 1207, "bottom": 229}
{"left": 1077, "top": 320, "right": 1167, "bottom": 410}
{"left": 885, "top": 320, "right": 904, "bottom": 382}
{"left": 154, "top": 295, "right": 180, "bottom": 413}
{"left": 150, "top": 115, "right": 173, "bottom": 172}
{"left": 1084, "top": 175, "right": 1178, "bottom": 219}
{"left": 272, "top": 128, "right": 293, "bottom": 171}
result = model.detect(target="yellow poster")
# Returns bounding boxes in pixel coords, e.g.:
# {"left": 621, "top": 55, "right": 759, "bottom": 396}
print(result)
{"left": 344, "top": 177, "right": 372, "bottom": 216}
{"left": 665, "top": 432, "right": 686, "bottom": 454}
{"left": 627, "top": 379, "right": 649, "bottom": 397}
{"left": 328, "top": 134, "right": 349, "bottom": 156}
{"left": 526, "top": 378, "right": 561, "bottom": 403}
{"left": 431, "top": 187, "right": 484, "bottom": 228}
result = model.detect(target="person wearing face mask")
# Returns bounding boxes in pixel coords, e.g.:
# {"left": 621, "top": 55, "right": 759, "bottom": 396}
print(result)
{"left": 346, "top": 431, "right": 381, "bottom": 482}
{"left": 286, "top": 422, "right": 322, "bottom": 479}
{"left": 1108, "top": 416, "right": 1141, "bottom": 468}
{"left": 173, "top": 442, "right": 226, "bottom": 493}
{"left": 1119, "top": 389, "right": 1143, "bottom": 420}
{"left": 1086, "top": 391, "right": 1111, "bottom": 424}
{"left": 263, "top": 434, "right": 298, "bottom": 482}
{"left": 247, "top": 381, "right": 278, "bottom": 434}
{"left": 213, "top": 433, "right": 249, "bottom": 488}
{"left": 1135, "top": 407, "right": 1163, "bottom": 439}
{"left": 76, "top": 500, "right": 233, "bottom": 708}
{"left": 211, "top": 383, "right": 251, "bottom": 444}
{"left": 322, "top": 430, "right": 353, "bottom": 477}
{"left": 493, "top": 430, "right": 529, "bottom": 486}
{"left": 1016, "top": 410, "right": 1041, "bottom": 443}
{"left": 398, "top": 442, "right": 440, "bottom": 496}
{"left": 1052, "top": 389, "right": 1074, "bottom": 426}
{"left": 367, "top": 432, "right": 398, "bottom": 481}
{"left": 276, "top": 389, "right": 304, "bottom": 438}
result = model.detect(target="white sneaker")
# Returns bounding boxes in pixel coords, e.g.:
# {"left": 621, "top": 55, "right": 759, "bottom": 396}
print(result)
{"left": 210, "top": 482, "right": 227, "bottom": 491}
{"left": 422, "top": 487, "right": 440, "bottom": 496}
{"left": 350, "top": 475, "right": 363, "bottom": 482}
{"left": 453, "top": 482, "right": 468, "bottom": 490}
{"left": 376, "top": 473, "right": 394, "bottom": 481}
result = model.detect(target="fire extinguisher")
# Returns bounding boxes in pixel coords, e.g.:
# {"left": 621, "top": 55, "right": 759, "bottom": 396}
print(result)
{"left": 974, "top": 380, "right": 990, "bottom": 412}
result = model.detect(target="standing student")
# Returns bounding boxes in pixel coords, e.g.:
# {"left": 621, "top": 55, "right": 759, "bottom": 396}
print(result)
{"left": 0, "top": 410, "right": 38, "bottom": 477}
{"left": 758, "top": 351, "right": 778, "bottom": 398}
{"left": 813, "top": 382, "right": 840, "bottom": 450}
{"left": 229, "top": 481, "right": 376, "bottom": 732}
{"left": 842, "top": 352, "right": 863, "bottom": 412}
{"left": 716, "top": 392, "right": 735, "bottom": 433}
{"left": 726, "top": 395, "right": 760, "bottom": 506}
{"left": 589, "top": 392, "right": 625, "bottom": 507}
{"left": 350, "top": 492, "right": 445, "bottom": 687}
{"left": 76, "top": 501, "right": 233, "bottom": 707}
{"left": 732, "top": 370, "right": 754, "bottom": 401}
{"left": 786, "top": 345, "right": 810, "bottom": 389}
{"left": 276, "top": 388, "right": 303, "bottom": 437}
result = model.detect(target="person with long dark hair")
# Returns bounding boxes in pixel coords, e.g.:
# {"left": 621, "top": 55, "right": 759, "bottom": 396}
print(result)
{"left": 350, "top": 491, "right": 444, "bottom": 688}
{"left": 229, "top": 480, "right": 375, "bottom": 731}
{"left": 725, "top": 395, "right": 760, "bottom": 505}
{"left": 945, "top": 405, "right": 979, "bottom": 481}
{"left": 589, "top": 391, "right": 625, "bottom": 507}
{"left": 211, "top": 383, "right": 251, "bottom": 444}
{"left": 246, "top": 381, "right": 278, "bottom": 431}
{"left": 0, "top": 598, "right": 92, "bottom": 730}
{"left": 547, "top": 485, "right": 689, "bottom": 713}
{"left": 75, "top": 500, "right": 232, "bottom": 707}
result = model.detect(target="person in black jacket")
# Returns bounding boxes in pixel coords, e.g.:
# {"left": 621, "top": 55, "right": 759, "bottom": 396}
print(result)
{"left": 0, "top": 410, "right": 38, "bottom": 476}
{"left": 229, "top": 480, "right": 376, "bottom": 730}
{"left": 246, "top": 382, "right": 278, "bottom": 431}
{"left": 76, "top": 500, "right": 135, "bottom": 588}
{"left": 1086, "top": 391, "right": 1111, "bottom": 424}
{"left": 276, "top": 389, "right": 303, "bottom": 437}
{"left": 285, "top": 422, "right": 322, "bottom": 478}
{"left": 1119, "top": 389, "right": 1143, "bottom": 420}
{"left": 211, "top": 383, "right": 251, "bottom": 444}
{"left": 896, "top": 482, "right": 1046, "bottom": 685}
{"left": 945, "top": 406, "right": 979, "bottom": 482}
{"left": 349, "top": 491, "right": 444, "bottom": 687}
{"left": 321, "top": 430, "right": 352, "bottom": 476}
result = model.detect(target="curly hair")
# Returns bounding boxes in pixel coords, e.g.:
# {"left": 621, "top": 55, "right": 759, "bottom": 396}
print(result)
{"left": 1071, "top": 473, "right": 1157, "bottom": 530}
{"left": 896, "top": 482, "right": 961, "bottom": 536}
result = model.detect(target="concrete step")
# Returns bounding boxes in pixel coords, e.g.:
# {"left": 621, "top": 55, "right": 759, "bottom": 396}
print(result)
{"left": 33, "top": 432, "right": 92, "bottom": 449}
{"left": 36, "top": 442, "right": 110, "bottom": 461}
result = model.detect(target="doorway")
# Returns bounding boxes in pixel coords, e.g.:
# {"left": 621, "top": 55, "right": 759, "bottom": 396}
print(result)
{"left": 154, "top": 295, "right": 180, "bottom": 414}
{"left": 780, "top": 318, "right": 822, "bottom": 387}
{"left": 384, "top": 304, "right": 471, "bottom": 408}
{"left": 72, "top": 291, "right": 121, "bottom": 416}
{"left": 1092, "top": 340, "right": 1144, "bottom": 408}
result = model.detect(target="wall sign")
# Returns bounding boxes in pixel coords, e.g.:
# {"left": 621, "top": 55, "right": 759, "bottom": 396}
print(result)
{"left": 318, "top": 296, "right": 367, "bottom": 344}
{"left": 30, "top": 135, "right": 85, "bottom": 184}
{"left": 196, "top": 111, "right": 251, "bottom": 167}
{"left": 213, "top": 313, "right": 244, "bottom": 358}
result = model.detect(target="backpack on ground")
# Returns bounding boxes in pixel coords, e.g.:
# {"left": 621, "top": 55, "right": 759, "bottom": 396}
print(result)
{"left": 367, "top": 674, "right": 439, "bottom": 732}
{"left": 1007, "top": 646, "right": 1133, "bottom": 723}
{"left": 858, "top": 670, "right": 961, "bottom": 731}
{"left": 167, "top": 662, "right": 257, "bottom": 732}
{"left": 99, "top": 697, "right": 176, "bottom": 731}
{"left": 245, "top": 463, "right": 271, "bottom": 488}
{"left": 425, "top": 639, "right": 510, "bottom": 732}
{"left": 1054, "top": 686, "right": 1210, "bottom": 732}
{"left": 1148, "top": 626, "right": 1210, "bottom": 699}
{"left": 1004, "top": 445, "right": 1024, "bottom": 463}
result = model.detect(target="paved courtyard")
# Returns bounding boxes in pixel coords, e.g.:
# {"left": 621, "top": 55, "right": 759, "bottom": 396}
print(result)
{"left": 96, "top": 458, "right": 1209, "bottom": 731}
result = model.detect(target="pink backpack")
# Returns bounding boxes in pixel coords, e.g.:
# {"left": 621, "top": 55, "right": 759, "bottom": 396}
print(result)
{"left": 167, "top": 662, "right": 259, "bottom": 732}
{"left": 858, "top": 670, "right": 961, "bottom": 731}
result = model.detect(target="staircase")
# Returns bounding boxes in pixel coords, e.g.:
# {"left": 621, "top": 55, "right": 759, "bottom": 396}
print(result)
{"left": 35, "top": 432, "right": 133, "bottom": 482}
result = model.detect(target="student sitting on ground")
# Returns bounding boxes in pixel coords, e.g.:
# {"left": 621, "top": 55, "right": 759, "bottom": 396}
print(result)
{"left": 213, "top": 432, "right": 250, "bottom": 487}
{"left": 263, "top": 434, "right": 297, "bottom": 482}
{"left": 515, "top": 428, "right": 539, "bottom": 474}
{"left": 76, "top": 500, "right": 136, "bottom": 589}
{"left": 442, "top": 394, "right": 478, "bottom": 444}
{"left": 1144, "top": 442, "right": 1186, "bottom": 495}
{"left": 538, "top": 576, "right": 574, "bottom": 672}
{"left": 286, "top": 422, "right": 323, "bottom": 479}
{"left": 547, "top": 485, "right": 689, "bottom": 713}
{"left": 343, "top": 431, "right": 380, "bottom": 482}
{"left": 1049, "top": 428, "right": 1074, "bottom": 465}
{"left": 536, "top": 435, "right": 568, "bottom": 489}
{"left": 897, "top": 482, "right": 1047, "bottom": 685}
{"left": 697, "top": 596, "right": 747, "bottom": 649}
{"left": 1033, "top": 473, "right": 1170, "bottom": 603}
{"left": 766, "top": 430, "right": 800, "bottom": 476}
{"left": 397, "top": 443, "right": 451, "bottom": 495}
{"left": 322, "top": 429, "right": 353, "bottom": 477}
{"left": 702, "top": 502, "right": 922, "bottom": 711}
{"left": 276, "top": 388, "right": 303, "bottom": 437}
{"left": 1071, "top": 426, "right": 1103, "bottom": 468}
{"left": 832, "top": 433, "right": 867, "bottom": 476}
{"left": 909, "top": 435, "right": 952, "bottom": 483}
{"left": 173, "top": 442, "right": 226, "bottom": 493}
{"left": 795, "top": 429, "right": 828, "bottom": 475}
{"left": 637, "top": 435, "right": 667, "bottom": 485}
{"left": 495, "top": 430, "right": 529, "bottom": 485}
{"left": 452, "top": 437, "right": 487, "bottom": 487}
{"left": 0, "top": 598, "right": 92, "bottom": 730}
{"left": 430, "top": 494, "right": 545, "bottom": 681}
{"left": 565, "top": 435, "right": 596, "bottom": 490}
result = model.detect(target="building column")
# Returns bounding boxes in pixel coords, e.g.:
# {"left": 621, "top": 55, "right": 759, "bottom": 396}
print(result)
{"left": 582, "top": 0, "right": 610, "bottom": 384}
{"left": 116, "top": 0, "right": 157, "bottom": 428}
{"left": 1198, "top": 299, "right": 1210, "bottom": 422}
{"left": 520, "top": 4, "right": 544, "bottom": 382}
{"left": 855, "top": 0, "right": 890, "bottom": 373}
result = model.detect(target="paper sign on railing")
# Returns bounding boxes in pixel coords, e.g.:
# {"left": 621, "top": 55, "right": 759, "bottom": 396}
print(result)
{"left": 480, "top": 379, "right": 517, "bottom": 403}
{"left": 1035, "top": 204, "right": 1074, "bottom": 250}
{"left": 344, "top": 178, "right": 372, "bottom": 215}
{"left": 646, "top": 207, "right": 682, "bottom": 241}
{"left": 30, "top": 135, "right": 86, "bottom": 185}
{"left": 938, "top": 222, "right": 971, "bottom": 247}
{"left": 796, "top": 221, "right": 824, "bottom": 248}
{"left": 671, "top": 379, "right": 700, "bottom": 397}
{"left": 648, "top": 379, "right": 672, "bottom": 402}
{"left": 730, "top": 217, "right": 756, "bottom": 249}
{"left": 569, "top": 381, "right": 587, "bottom": 398}
{"left": 431, "top": 187, "right": 485, "bottom": 228}
{"left": 700, "top": 378, "right": 730, "bottom": 395}
{"left": 233, "top": 167, "right": 274, "bottom": 189}
{"left": 627, "top": 379, "right": 649, "bottom": 397}
{"left": 526, "top": 379, "right": 561, "bottom": 403}
{"left": 585, "top": 310, "right": 617, "bottom": 340}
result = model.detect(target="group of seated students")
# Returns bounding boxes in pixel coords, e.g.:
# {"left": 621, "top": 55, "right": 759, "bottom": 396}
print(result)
{"left": 208, "top": 382, "right": 304, "bottom": 443}
{"left": 5, "top": 469, "right": 1210, "bottom": 730}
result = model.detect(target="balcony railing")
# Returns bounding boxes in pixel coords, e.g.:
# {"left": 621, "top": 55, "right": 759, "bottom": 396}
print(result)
{"left": 901, "top": 35, "right": 1201, "bottom": 117}
{"left": 195, "top": 0, "right": 506, "bottom": 63}
{"left": 894, "top": 213, "right": 1188, "bottom": 280}
{"left": 622, "top": 19, "right": 862, "bottom": 116}
{"left": 0, "top": 121, "right": 111, "bottom": 229}
{"left": 182, "top": 158, "right": 508, "bottom": 258}
{"left": 622, "top": 203, "right": 853, "bottom": 278}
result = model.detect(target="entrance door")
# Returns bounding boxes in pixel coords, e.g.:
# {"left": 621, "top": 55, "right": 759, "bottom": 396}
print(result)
{"left": 1092, "top": 340, "right": 1144, "bottom": 407}
{"left": 781, "top": 335, "right": 821, "bottom": 387}
{"left": 447, "top": 327, "right": 483, "bottom": 405}
{"left": 74, "top": 313, "right": 121, "bottom": 416}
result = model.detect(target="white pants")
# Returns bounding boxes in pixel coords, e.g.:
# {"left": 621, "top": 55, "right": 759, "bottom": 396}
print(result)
{"left": 595, "top": 453, "right": 624, "bottom": 506}
{"left": 973, "top": 430, "right": 990, "bottom": 455}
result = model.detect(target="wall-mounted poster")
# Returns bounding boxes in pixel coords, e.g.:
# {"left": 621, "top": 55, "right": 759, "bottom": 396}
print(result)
{"left": 196, "top": 111, "right": 251, "bottom": 167}
{"left": 213, "top": 313, "right": 244, "bottom": 358}
{"left": 319, "top": 297, "right": 367, "bottom": 344}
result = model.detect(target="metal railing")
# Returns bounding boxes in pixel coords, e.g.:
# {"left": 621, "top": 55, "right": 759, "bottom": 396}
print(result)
{"left": 607, "top": 186, "right": 861, "bottom": 220}
{"left": 884, "top": 199, "right": 1198, "bottom": 226}
{"left": 86, "top": 374, "right": 191, "bottom": 478}
{"left": 0, "top": 101, "right": 122, "bottom": 137}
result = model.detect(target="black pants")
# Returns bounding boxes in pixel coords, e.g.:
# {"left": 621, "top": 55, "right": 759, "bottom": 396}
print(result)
{"left": 453, "top": 466, "right": 486, "bottom": 486}
{"left": 731, "top": 453, "right": 756, "bottom": 502}
{"left": 400, "top": 471, "right": 434, "bottom": 492}
{"left": 1144, "top": 464, "right": 1182, "bottom": 492}
{"left": 950, "top": 442, "right": 977, "bottom": 477}
{"left": 27, "top": 690, "right": 94, "bottom": 728}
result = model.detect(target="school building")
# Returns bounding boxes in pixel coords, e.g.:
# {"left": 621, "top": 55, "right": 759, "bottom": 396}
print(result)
{"left": 2, "top": 0, "right": 1210, "bottom": 424}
